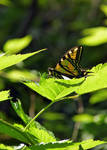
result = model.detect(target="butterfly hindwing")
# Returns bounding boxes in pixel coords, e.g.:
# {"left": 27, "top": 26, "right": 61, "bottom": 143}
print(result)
{"left": 55, "top": 57, "right": 79, "bottom": 77}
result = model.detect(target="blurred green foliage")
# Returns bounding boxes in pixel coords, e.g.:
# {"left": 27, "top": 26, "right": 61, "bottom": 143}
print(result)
{"left": 0, "top": 0, "right": 107, "bottom": 149}
{"left": 0, "top": 0, "right": 12, "bottom": 6}
{"left": 79, "top": 27, "right": 107, "bottom": 46}
{"left": 0, "top": 90, "right": 10, "bottom": 101}
{"left": 89, "top": 89, "right": 107, "bottom": 104}
{"left": 3, "top": 35, "right": 32, "bottom": 54}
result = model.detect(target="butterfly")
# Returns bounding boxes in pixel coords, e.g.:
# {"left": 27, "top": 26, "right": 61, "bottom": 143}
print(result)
{"left": 48, "top": 46, "right": 88, "bottom": 79}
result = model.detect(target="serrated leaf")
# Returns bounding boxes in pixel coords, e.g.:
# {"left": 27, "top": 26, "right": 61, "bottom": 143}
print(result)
{"left": 11, "top": 100, "right": 56, "bottom": 143}
{"left": 0, "top": 48, "right": 46, "bottom": 71}
{"left": 25, "top": 139, "right": 72, "bottom": 150}
{"left": 3, "top": 35, "right": 32, "bottom": 54}
{"left": 24, "top": 63, "right": 107, "bottom": 101}
{"left": 28, "top": 125, "right": 56, "bottom": 143}
{"left": 0, "top": 90, "right": 10, "bottom": 101}
{"left": 77, "top": 139, "right": 106, "bottom": 150}
{"left": 24, "top": 72, "right": 84, "bottom": 101}
{"left": 11, "top": 100, "right": 30, "bottom": 124}
{"left": 76, "top": 63, "right": 107, "bottom": 94}
{"left": 24, "top": 139, "right": 106, "bottom": 150}
{"left": 0, "top": 119, "right": 38, "bottom": 144}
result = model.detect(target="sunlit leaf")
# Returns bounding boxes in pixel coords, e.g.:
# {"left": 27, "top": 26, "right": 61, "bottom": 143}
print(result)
{"left": 0, "top": 119, "right": 37, "bottom": 144}
{"left": 28, "top": 125, "right": 56, "bottom": 143}
{"left": 89, "top": 89, "right": 107, "bottom": 104}
{"left": 0, "top": 90, "right": 10, "bottom": 101}
{"left": 6, "top": 69, "right": 39, "bottom": 82}
{"left": 0, "top": 48, "right": 46, "bottom": 71}
{"left": 24, "top": 63, "right": 107, "bottom": 101}
{"left": 75, "top": 63, "right": 107, "bottom": 95}
{"left": 100, "top": 5, "right": 107, "bottom": 16}
{"left": 11, "top": 100, "right": 56, "bottom": 143}
{"left": 73, "top": 114, "right": 94, "bottom": 123}
{"left": 94, "top": 114, "right": 107, "bottom": 124}
{"left": 3, "top": 35, "right": 32, "bottom": 54}
{"left": 78, "top": 27, "right": 107, "bottom": 46}
{"left": 42, "top": 112, "right": 65, "bottom": 120}
{"left": 73, "top": 113, "right": 107, "bottom": 124}
{"left": 24, "top": 139, "right": 106, "bottom": 150}
{"left": 11, "top": 100, "right": 30, "bottom": 124}
{"left": 24, "top": 77, "right": 82, "bottom": 101}
{"left": 0, "top": 144, "right": 13, "bottom": 150}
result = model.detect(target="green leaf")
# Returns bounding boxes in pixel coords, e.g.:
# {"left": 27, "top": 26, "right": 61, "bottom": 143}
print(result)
{"left": 89, "top": 89, "right": 107, "bottom": 104}
{"left": 78, "top": 27, "right": 107, "bottom": 46}
{"left": 0, "top": 144, "right": 13, "bottom": 150}
{"left": 28, "top": 124, "right": 56, "bottom": 143}
{"left": 24, "top": 76, "right": 83, "bottom": 101}
{"left": 0, "top": 119, "right": 38, "bottom": 144}
{"left": 0, "top": 48, "right": 46, "bottom": 71}
{"left": 78, "top": 139, "right": 106, "bottom": 150}
{"left": 11, "top": 100, "right": 30, "bottom": 124}
{"left": 14, "top": 144, "right": 25, "bottom": 150}
{"left": 100, "top": 5, "right": 107, "bottom": 16}
{"left": 0, "top": 90, "right": 10, "bottom": 101}
{"left": 42, "top": 112, "right": 65, "bottom": 121}
{"left": 24, "top": 139, "right": 72, "bottom": 150}
{"left": 11, "top": 100, "right": 56, "bottom": 143}
{"left": 76, "top": 63, "right": 107, "bottom": 95}
{"left": 6, "top": 69, "right": 38, "bottom": 82}
{"left": 79, "top": 145, "right": 84, "bottom": 150}
{"left": 73, "top": 113, "right": 107, "bottom": 124}
{"left": 73, "top": 114, "right": 94, "bottom": 123}
{"left": 24, "top": 139, "right": 106, "bottom": 150}
{"left": 24, "top": 63, "right": 107, "bottom": 101}
{"left": 0, "top": 0, "right": 12, "bottom": 6}
{"left": 3, "top": 35, "right": 32, "bottom": 54}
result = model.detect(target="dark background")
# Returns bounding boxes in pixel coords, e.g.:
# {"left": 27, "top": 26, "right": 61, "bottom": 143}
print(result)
{"left": 0, "top": 0, "right": 107, "bottom": 148}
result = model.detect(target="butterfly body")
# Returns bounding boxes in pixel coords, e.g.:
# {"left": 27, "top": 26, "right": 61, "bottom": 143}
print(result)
{"left": 48, "top": 46, "right": 87, "bottom": 79}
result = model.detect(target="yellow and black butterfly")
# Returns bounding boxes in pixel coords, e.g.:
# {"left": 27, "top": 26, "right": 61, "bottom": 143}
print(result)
{"left": 48, "top": 46, "right": 88, "bottom": 79}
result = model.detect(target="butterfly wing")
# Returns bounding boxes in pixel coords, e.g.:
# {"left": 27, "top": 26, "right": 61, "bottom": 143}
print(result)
{"left": 49, "top": 46, "right": 84, "bottom": 79}
{"left": 55, "top": 57, "right": 80, "bottom": 78}
{"left": 66, "top": 46, "right": 83, "bottom": 66}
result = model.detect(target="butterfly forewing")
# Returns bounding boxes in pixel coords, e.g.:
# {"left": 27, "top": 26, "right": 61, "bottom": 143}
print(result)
{"left": 67, "top": 46, "right": 78, "bottom": 60}
{"left": 75, "top": 46, "right": 83, "bottom": 66}
{"left": 67, "top": 46, "right": 83, "bottom": 64}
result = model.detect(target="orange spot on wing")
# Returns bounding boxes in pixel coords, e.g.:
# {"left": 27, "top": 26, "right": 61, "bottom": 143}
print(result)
{"left": 68, "top": 63, "right": 74, "bottom": 72}
{"left": 68, "top": 63, "right": 79, "bottom": 76}
{"left": 56, "top": 63, "right": 60, "bottom": 70}
{"left": 70, "top": 51, "right": 77, "bottom": 59}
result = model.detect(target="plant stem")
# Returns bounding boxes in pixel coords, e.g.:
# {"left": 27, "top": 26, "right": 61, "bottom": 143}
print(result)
{"left": 24, "top": 101, "right": 54, "bottom": 131}
{"left": 72, "top": 97, "right": 84, "bottom": 141}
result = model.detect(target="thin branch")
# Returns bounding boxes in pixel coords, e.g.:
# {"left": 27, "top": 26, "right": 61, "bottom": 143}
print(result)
{"left": 72, "top": 97, "right": 84, "bottom": 141}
